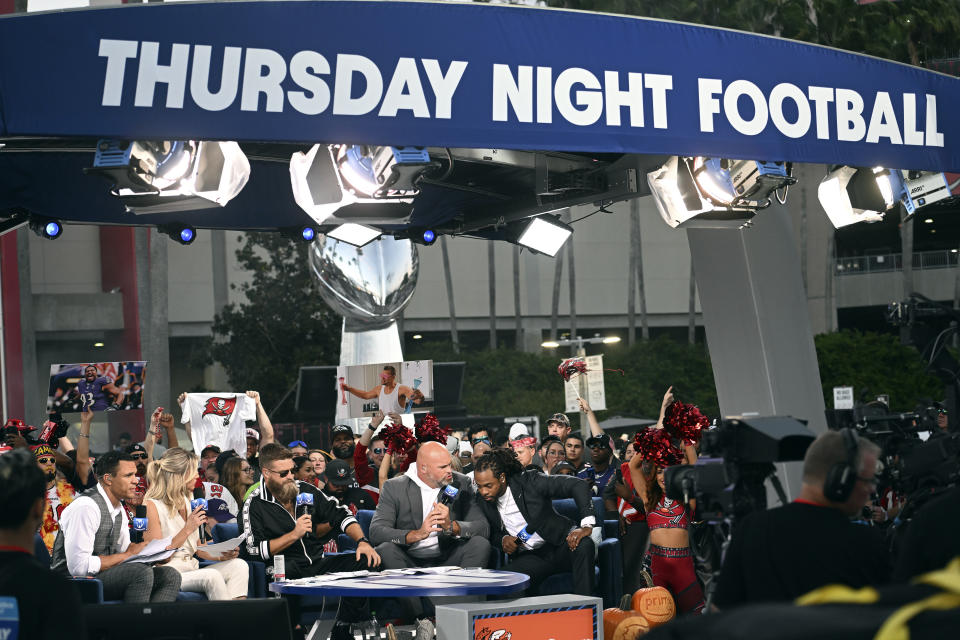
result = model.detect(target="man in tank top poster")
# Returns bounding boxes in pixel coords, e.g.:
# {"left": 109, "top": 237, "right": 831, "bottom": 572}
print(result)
{"left": 337, "top": 360, "right": 432, "bottom": 419}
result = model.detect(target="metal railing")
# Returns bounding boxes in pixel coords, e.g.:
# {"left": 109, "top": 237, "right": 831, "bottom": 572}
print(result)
{"left": 835, "top": 250, "right": 960, "bottom": 275}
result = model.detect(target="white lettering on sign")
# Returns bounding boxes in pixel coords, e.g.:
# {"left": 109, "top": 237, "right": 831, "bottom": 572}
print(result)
{"left": 698, "top": 78, "right": 944, "bottom": 147}
{"left": 493, "top": 63, "right": 672, "bottom": 128}
{"left": 98, "top": 39, "right": 468, "bottom": 119}
{"left": 95, "top": 39, "right": 947, "bottom": 149}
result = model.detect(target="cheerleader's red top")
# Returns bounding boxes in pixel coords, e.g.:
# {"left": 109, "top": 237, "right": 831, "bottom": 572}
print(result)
{"left": 647, "top": 495, "right": 690, "bottom": 531}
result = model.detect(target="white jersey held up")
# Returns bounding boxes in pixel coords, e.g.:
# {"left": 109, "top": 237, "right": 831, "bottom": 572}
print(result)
{"left": 181, "top": 393, "right": 256, "bottom": 456}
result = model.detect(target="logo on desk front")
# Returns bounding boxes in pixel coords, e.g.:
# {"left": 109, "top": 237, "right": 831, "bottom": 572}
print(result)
{"left": 477, "top": 629, "right": 511, "bottom": 640}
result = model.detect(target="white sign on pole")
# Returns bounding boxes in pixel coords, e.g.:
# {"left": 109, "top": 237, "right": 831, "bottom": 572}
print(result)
{"left": 833, "top": 386, "right": 854, "bottom": 410}
{"left": 563, "top": 355, "right": 607, "bottom": 413}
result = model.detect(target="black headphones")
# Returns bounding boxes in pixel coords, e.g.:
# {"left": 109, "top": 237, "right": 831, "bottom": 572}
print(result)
{"left": 823, "top": 428, "right": 859, "bottom": 502}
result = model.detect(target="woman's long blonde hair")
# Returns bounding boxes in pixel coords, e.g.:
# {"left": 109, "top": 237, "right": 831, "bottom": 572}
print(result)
{"left": 145, "top": 447, "right": 198, "bottom": 516}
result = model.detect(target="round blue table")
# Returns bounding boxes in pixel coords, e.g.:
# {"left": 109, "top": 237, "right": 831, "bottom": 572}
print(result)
{"left": 268, "top": 568, "right": 529, "bottom": 598}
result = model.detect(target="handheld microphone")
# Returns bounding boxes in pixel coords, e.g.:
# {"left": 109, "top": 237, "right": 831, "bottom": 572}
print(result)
{"left": 438, "top": 483, "right": 459, "bottom": 506}
{"left": 296, "top": 492, "right": 315, "bottom": 519}
{"left": 191, "top": 487, "right": 208, "bottom": 544}
{"left": 516, "top": 526, "right": 532, "bottom": 548}
{"left": 131, "top": 505, "right": 147, "bottom": 543}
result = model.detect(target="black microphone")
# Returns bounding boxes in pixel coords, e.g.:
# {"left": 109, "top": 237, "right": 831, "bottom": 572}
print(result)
{"left": 131, "top": 505, "right": 147, "bottom": 543}
{"left": 438, "top": 483, "right": 459, "bottom": 506}
{"left": 296, "top": 492, "right": 315, "bottom": 519}
{"left": 191, "top": 486, "right": 208, "bottom": 544}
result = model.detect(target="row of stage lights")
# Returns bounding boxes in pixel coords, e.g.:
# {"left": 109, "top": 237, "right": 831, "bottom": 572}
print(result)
{"left": 70, "top": 138, "right": 952, "bottom": 250}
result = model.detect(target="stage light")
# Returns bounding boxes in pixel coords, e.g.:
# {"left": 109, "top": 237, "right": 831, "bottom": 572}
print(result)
{"left": 817, "top": 166, "right": 901, "bottom": 229}
{"left": 280, "top": 225, "right": 320, "bottom": 243}
{"left": 88, "top": 139, "right": 250, "bottom": 213}
{"left": 335, "top": 145, "right": 431, "bottom": 197}
{"left": 326, "top": 223, "right": 382, "bottom": 247}
{"left": 412, "top": 334, "right": 423, "bottom": 340}
{"left": 517, "top": 216, "right": 572, "bottom": 257}
{"left": 422, "top": 229, "right": 436, "bottom": 245}
{"left": 93, "top": 342, "right": 105, "bottom": 348}
{"left": 602, "top": 336, "right": 621, "bottom": 344}
{"left": 541, "top": 340, "right": 560, "bottom": 348}
{"left": 29, "top": 217, "right": 63, "bottom": 240}
{"left": 289, "top": 144, "right": 418, "bottom": 227}
{"left": 924, "top": 218, "right": 934, "bottom": 224}
{"left": 159, "top": 224, "right": 197, "bottom": 246}
{"left": 899, "top": 171, "right": 951, "bottom": 217}
{"left": 649, "top": 156, "right": 796, "bottom": 229}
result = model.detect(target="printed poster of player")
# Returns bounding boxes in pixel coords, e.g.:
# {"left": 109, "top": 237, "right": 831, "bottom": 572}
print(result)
{"left": 336, "top": 360, "right": 433, "bottom": 419}
{"left": 47, "top": 362, "right": 148, "bottom": 413}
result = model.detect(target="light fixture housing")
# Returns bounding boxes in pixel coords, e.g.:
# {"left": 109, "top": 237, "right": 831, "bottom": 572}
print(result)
{"left": 290, "top": 144, "right": 427, "bottom": 227}
{"left": 159, "top": 224, "right": 197, "bottom": 246}
{"left": 649, "top": 156, "right": 795, "bottom": 229}
{"left": 29, "top": 216, "right": 63, "bottom": 240}
{"left": 817, "top": 166, "right": 902, "bottom": 229}
{"left": 88, "top": 140, "right": 250, "bottom": 214}
{"left": 517, "top": 216, "right": 573, "bottom": 257}
{"left": 326, "top": 223, "right": 382, "bottom": 248}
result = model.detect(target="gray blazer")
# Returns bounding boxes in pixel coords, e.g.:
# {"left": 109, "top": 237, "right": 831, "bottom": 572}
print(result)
{"left": 369, "top": 470, "right": 489, "bottom": 547}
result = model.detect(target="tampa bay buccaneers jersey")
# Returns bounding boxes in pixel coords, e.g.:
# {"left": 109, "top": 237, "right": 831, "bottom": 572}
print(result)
{"left": 181, "top": 393, "right": 256, "bottom": 456}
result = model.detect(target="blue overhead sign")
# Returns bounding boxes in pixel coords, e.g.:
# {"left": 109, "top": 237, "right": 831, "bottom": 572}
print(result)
{"left": 0, "top": 1, "right": 958, "bottom": 170}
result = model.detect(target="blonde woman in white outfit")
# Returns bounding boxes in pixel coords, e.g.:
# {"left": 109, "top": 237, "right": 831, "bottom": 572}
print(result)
{"left": 143, "top": 448, "right": 248, "bottom": 600}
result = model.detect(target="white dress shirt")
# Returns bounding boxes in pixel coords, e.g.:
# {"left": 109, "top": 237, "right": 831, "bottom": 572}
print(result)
{"left": 58, "top": 483, "right": 130, "bottom": 576}
{"left": 496, "top": 487, "right": 596, "bottom": 551}
{"left": 497, "top": 487, "right": 547, "bottom": 550}
{"left": 404, "top": 465, "right": 442, "bottom": 559}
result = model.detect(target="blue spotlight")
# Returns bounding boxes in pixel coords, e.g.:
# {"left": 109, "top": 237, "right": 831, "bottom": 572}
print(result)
{"left": 29, "top": 217, "right": 63, "bottom": 240}
{"left": 422, "top": 229, "right": 436, "bottom": 245}
{"left": 159, "top": 224, "right": 196, "bottom": 245}
{"left": 301, "top": 226, "right": 317, "bottom": 242}
{"left": 44, "top": 221, "right": 62, "bottom": 239}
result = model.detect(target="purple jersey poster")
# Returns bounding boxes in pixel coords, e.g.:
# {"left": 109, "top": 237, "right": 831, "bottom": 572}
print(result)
{"left": 47, "top": 361, "right": 147, "bottom": 413}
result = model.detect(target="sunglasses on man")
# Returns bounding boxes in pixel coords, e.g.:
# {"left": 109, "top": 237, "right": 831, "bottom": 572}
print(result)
{"left": 37, "top": 457, "right": 56, "bottom": 465}
{"left": 371, "top": 448, "right": 386, "bottom": 455}
{"left": 131, "top": 453, "right": 148, "bottom": 460}
{"left": 264, "top": 467, "right": 294, "bottom": 478}
{"left": 471, "top": 438, "right": 491, "bottom": 446}
{"left": 288, "top": 440, "right": 308, "bottom": 449}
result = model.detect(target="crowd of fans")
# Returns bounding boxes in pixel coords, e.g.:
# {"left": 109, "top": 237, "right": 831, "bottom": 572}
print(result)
{"left": 2, "top": 385, "right": 958, "bottom": 639}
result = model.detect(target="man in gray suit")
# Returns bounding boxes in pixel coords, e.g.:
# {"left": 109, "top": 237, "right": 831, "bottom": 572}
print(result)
{"left": 370, "top": 441, "right": 490, "bottom": 616}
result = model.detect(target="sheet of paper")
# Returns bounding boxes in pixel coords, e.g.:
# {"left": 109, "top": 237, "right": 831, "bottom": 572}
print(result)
{"left": 123, "top": 536, "right": 177, "bottom": 564}
{"left": 197, "top": 534, "right": 244, "bottom": 555}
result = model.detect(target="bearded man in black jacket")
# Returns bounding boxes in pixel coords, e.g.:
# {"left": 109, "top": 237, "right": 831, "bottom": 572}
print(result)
{"left": 473, "top": 448, "right": 596, "bottom": 596}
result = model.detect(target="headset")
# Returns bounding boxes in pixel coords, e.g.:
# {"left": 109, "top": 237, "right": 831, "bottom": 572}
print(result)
{"left": 823, "top": 428, "right": 859, "bottom": 502}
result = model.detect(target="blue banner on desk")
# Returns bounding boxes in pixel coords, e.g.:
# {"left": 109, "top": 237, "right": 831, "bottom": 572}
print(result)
{"left": 0, "top": 1, "right": 958, "bottom": 170}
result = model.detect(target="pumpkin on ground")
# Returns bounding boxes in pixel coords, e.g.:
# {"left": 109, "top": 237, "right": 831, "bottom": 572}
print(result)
{"left": 631, "top": 586, "right": 676, "bottom": 627}
{"left": 602, "top": 607, "right": 649, "bottom": 640}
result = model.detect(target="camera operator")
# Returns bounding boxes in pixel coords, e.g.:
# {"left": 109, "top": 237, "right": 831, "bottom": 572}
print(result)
{"left": 713, "top": 430, "right": 889, "bottom": 609}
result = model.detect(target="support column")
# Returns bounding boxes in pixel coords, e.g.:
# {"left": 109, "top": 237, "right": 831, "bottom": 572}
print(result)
{"left": 143, "top": 230, "right": 170, "bottom": 423}
{"left": 1, "top": 232, "right": 24, "bottom": 420}
{"left": 687, "top": 209, "right": 826, "bottom": 502}
{"left": 100, "top": 227, "right": 144, "bottom": 441}
{"left": 16, "top": 232, "right": 40, "bottom": 424}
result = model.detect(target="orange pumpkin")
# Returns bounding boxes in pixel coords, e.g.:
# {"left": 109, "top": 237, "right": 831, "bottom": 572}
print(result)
{"left": 631, "top": 586, "right": 676, "bottom": 627}
{"left": 603, "top": 608, "right": 649, "bottom": 640}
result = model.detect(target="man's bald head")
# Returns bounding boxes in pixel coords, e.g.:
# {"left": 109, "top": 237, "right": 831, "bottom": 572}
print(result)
{"left": 417, "top": 441, "right": 455, "bottom": 489}
{"left": 471, "top": 441, "right": 491, "bottom": 465}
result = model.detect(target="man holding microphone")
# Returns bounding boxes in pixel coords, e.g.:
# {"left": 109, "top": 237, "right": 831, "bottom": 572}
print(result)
{"left": 239, "top": 443, "right": 380, "bottom": 640}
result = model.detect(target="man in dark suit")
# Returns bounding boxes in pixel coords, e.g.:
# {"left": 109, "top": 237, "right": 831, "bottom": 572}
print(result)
{"left": 370, "top": 441, "right": 490, "bottom": 618}
{"left": 473, "top": 448, "right": 596, "bottom": 596}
